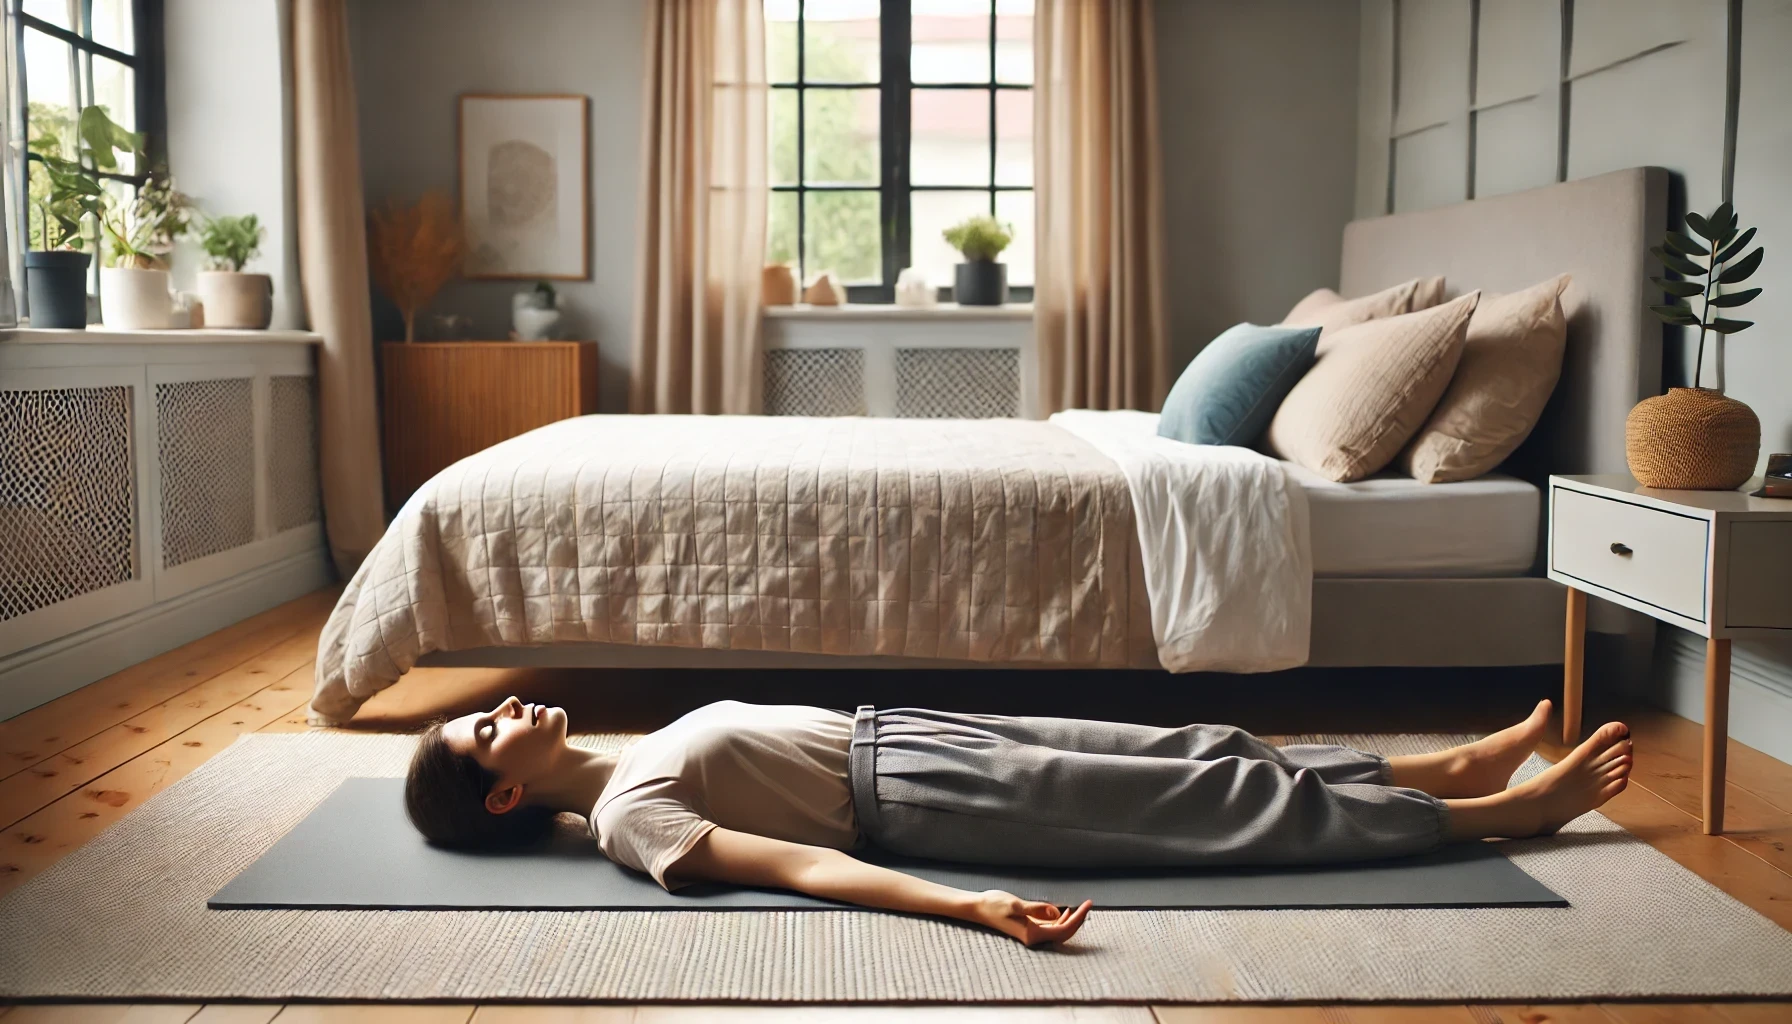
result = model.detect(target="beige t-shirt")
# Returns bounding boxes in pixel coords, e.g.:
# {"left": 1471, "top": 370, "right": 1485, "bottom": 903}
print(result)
{"left": 590, "top": 701, "right": 857, "bottom": 889}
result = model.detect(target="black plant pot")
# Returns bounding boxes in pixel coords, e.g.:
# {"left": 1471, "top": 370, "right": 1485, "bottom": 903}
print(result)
{"left": 26, "top": 250, "right": 92, "bottom": 329}
{"left": 954, "top": 261, "right": 1008, "bottom": 306}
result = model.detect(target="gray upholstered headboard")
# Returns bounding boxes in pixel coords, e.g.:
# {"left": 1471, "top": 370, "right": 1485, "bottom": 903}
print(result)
{"left": 1338, "top": 167, "right": 1668, "bottom": 484}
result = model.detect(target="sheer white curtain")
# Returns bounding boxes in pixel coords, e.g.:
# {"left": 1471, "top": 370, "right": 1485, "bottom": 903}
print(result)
{"left": 0, "top": 6, "right": 20, "bottom": 327}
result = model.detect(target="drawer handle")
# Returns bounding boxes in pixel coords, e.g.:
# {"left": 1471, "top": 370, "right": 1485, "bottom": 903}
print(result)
{"left": 1610, "top": 542, "right": 1633, "bottom": 556}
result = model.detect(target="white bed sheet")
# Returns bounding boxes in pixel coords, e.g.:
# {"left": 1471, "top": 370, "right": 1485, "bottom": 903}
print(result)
{"left": 1287, "top": 465, "right": 1539, "bottom": 578}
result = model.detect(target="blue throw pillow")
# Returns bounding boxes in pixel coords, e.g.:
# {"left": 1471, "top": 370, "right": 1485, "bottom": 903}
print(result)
{"left": 1157, "top": 323, "right": 1322, "bottom": 446}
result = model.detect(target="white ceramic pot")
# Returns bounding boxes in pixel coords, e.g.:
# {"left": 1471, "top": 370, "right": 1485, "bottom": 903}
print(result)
{"left": 99, "top": 267, "right": 173, "bottom": 329}
{"left": 197, "top": 271, "right": 273, "bottom": 329}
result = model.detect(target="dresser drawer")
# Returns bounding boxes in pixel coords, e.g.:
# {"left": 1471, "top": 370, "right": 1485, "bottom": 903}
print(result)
{"left": 1552, "top": 488, "right": 1709, "bottom": 620}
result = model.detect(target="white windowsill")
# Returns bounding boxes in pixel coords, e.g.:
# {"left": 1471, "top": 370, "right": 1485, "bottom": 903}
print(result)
{"left": 2, "top": 326, "right": 322, "bottom": 345}
{"left": 765, "top": 302, "right": 1033, "bottom": 321}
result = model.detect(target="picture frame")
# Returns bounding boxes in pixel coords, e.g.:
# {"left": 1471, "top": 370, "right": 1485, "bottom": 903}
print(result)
{"left": 457, "top": 93, "right": 590, "bottom": 280}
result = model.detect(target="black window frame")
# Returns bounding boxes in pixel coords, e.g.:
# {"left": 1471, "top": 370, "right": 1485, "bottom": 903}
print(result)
{"left": 12, "top": 0, "right": 166, "bottom": 299}
{"left": 772, "top": 0, "right": 1033, "bottom": 305}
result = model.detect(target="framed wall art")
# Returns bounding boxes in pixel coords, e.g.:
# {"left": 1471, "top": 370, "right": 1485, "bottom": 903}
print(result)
{"left": 458, "top": 93, "right": 590, "bottom": 280}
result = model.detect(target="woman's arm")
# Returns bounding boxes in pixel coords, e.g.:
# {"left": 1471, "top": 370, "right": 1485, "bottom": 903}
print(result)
{"left": 672, "top": 827, "right": 1092, "bottom": 947}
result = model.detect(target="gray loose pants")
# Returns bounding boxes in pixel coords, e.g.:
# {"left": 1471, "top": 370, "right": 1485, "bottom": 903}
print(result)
{"left": 847, "top": 706, "right": 1449, "bottom": 868}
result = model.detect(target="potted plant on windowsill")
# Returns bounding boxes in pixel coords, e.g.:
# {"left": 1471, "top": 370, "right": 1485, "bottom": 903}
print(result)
{"left": 99, "top": 170, "right": 190, "bottom": 329}
{"left": 1629, "top": 201, "right": 1768, "bottom": 490}
{"left": 196, "top": 213, "right": 271, "bottom": 329}
{"left": 943, "top": 215, "right": 1013, "bottom": 307}
{"left": 26, "top": 105, "right": 140, "bottom": 329}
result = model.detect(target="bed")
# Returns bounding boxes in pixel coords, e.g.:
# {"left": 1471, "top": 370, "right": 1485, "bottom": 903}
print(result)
{"left": 309, "top": 167, "right": 1666, "bottom": 725}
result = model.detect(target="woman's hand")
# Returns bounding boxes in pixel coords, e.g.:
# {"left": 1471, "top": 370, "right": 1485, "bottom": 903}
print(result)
{"left": 970, "top": 891, "right": 1094, "bottom": 947}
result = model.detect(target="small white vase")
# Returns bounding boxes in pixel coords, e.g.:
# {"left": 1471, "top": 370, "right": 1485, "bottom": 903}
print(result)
{"left": 100, "top": 267, "right": 173, "bottom": 329}
{"left": 511, "top": 291, "right": 563, "bottom": 340}
{"left": 197, "top": 271, "right": 273, "bottom": 329}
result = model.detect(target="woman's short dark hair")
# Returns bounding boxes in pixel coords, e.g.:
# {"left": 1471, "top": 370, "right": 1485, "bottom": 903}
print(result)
{"left": 404, "top": 719, "right": 555, "bottom": 849}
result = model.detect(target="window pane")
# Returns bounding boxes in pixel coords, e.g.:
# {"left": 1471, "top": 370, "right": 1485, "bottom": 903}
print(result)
{"left": 24, "top": 30, "right": 76, "bottom": 154}
{"left": 911, "top": 189, "right": 991, "bottom": 293}
{"left": 766, "top": 0, "right": 799, "bottom": 82}
{"left": 770, "top": 89, "right": 798, "bottom": 185}
{"left": 913, "top": 0, "right": 990, "bottom": 84}
{"left": 805, "top": 190, "right": 882, "bottom": 284}
{"left": 804, "top": 87, "right": 878, "bottom": 186}
{"left": 995, "top": 189, "right": 1033, "bottom": 287}
{"left": 22, "top": 0, "right": 74, "bottom": 31}
{"left": 90, "top": 0, "right": 134, "bottom": 53}
{"left": 995, "top": 89, "right": 1030, "bottom": 186}
{"left": 92, "top": 56, "right": 137, "bottom": 175}
{"left": 804, "top": 0, "right": 880, "bottom": 84}
{"left": 995, "top": 0, "right": 1033, "bottom": 84}
{"left": 768, "top": 190, "right": 799, "bottom": 268}
{"left": 911, "top": 88, "right": 989, "bottom": 186}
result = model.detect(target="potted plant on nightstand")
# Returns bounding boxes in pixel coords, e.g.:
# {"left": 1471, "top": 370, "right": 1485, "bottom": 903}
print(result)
{"left": 196, "top": 213, "right": 271, "bottom": 329}
{"left": 1630, "top": 202, "right": 1767, "bottom": 490}
{"left": 26, "top": 105, "right": 139, "bottom": 329}
{"left": 99, "top": 170, "right": 190, "bottom": 329}
{"left": 943, "top": 215, "right": 1013, "bottom": 306}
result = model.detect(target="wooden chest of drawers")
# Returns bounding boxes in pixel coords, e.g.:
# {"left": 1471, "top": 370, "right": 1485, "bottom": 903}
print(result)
{"left": 380, "top": 341, "right": 599, "bottom": 513}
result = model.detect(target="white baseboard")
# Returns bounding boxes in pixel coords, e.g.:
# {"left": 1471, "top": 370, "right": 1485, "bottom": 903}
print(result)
{"left": 0, "top": 546, "right": 333, "bottom": 721}
{"left": 1629, "top": 626, "right": 1792, "bottom": 766}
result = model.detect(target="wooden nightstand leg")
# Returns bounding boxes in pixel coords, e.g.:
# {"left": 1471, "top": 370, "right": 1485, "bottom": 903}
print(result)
{"left": 1703, "top": 637, "right": 1732, "bottom": 835}
{"left": 1563, "top": 587, "right": 1586, "bottom": 744}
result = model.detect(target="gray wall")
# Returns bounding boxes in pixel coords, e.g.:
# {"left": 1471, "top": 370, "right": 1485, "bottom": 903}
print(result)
{"left": 1156, "top": 0, "right": 1362, "bottom": 373}
{"left": 347, "top": 0, "right": 646, "bottom": 414}
{"left": 1354, "top": 0, "right": 1792, "bottom": 763}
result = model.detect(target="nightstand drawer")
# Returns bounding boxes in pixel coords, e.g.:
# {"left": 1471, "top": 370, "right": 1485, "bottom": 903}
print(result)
{"left": 1553, "top": 488, "right": 1709, "bottom": 620}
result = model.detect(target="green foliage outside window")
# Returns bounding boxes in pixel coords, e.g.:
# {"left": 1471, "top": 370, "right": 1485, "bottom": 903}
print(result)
{"left": 27, "top": 103, "right": 140, "bottom": 252}
{"left": 767, "top": 28, "right": 881, "bottom": 282}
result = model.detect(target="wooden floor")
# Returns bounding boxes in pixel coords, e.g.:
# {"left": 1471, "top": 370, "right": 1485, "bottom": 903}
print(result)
{"left": 3, "top": 589, "right": 1791, "bottom": 1023}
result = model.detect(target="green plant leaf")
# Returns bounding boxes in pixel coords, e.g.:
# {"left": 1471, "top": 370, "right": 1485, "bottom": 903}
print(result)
{"left": 1717, "top": 247, "right": 1765, "bottom": 284}
{"left": 1709, "top": 287, "right": 1761, "bottom": 307}
{"left": 1709, "top": 202, "right": 1735, "bottom": 238}
{"left": 1651, "top": 276, "right": 1703, "bottom": 297}
{"left": 1648, "top": 303, "right": 1700, "bottom": 326}
{"left": 1651, "top": 245, "right": 1705, "bottom": 277}
{"left": 1685, "top": 211, "right": 1715, "bottom": 241}
{"left": 1708, "top": 318, "right": 1754, "bottom": 334}
{"left": 1664, "top": 231, "right": 1707, "bottom": 258}
{"left": 1716, "top": 227, "right": 1758, "bottom": 264}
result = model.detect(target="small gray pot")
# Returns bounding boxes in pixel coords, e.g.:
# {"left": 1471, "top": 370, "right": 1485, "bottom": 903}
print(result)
{"left": 26, "top": 250, "right": 92, "bottom": 328}
{"left": 954, "top": 261, "right": 1008, "bottom": 306}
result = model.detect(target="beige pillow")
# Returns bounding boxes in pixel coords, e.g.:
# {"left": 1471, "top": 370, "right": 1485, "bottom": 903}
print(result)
{"left": 1400, "top": 274, "right": 1572, "bottom": 484}
{"left": 1281, "top": 276, "right": 1447, "bottom": 351}
{"left": 1266, "top": 291, "right": 1480, "bottom": 482}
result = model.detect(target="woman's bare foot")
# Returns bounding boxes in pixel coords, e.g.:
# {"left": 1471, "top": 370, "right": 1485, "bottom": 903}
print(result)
{"left": 1388, "top": 699, "right": 1553, "bottom": 798}
{"left": 1444, "top": 721, "right": 1632, "bottom": 840}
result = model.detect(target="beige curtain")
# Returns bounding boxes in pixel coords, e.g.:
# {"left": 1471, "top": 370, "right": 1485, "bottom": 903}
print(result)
{"left": 292, "top": 0, "right": 385, "bottom": 575}
{"left": 632, "top": 0, "right": 768, "bottom": 414}
{"left": 1033, "top": 0, "right": 1169, "bottom": 414}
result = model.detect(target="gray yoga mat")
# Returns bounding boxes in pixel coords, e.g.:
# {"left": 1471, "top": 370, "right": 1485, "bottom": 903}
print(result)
{"left": 210, "top": 777, "right": 1566, "bottom": 911}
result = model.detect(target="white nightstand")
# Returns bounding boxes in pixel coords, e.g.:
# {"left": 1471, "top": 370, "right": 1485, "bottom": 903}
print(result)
{"left": 1548, "top": 473, "right": 1792, "bottom": 834}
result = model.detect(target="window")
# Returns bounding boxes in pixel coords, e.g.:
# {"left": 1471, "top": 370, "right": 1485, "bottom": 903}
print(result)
{"left": 12, "top": 0, "right": 164, "bottom": 261}
{"left": 767, "top": 0, "right": 1033, "bottom": 304}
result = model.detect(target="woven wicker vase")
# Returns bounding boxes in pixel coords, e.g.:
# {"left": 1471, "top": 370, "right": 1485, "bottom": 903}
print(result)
{"left": 1625, "top": 387, "right": 1760, "bottom": 490}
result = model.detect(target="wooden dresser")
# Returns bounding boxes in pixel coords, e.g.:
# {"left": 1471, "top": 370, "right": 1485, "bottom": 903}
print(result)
{"left": 380, "top": 341, "right": 599, "bottom": 513}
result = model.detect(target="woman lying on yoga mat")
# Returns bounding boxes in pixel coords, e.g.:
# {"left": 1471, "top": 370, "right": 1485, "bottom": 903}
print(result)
{"left": 404, "top": 698, "right": 1631, "bottom": 947}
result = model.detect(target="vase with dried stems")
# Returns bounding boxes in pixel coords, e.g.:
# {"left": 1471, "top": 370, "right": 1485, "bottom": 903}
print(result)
{"left": 369, "top": 190, "right": 465, "bottom": 342}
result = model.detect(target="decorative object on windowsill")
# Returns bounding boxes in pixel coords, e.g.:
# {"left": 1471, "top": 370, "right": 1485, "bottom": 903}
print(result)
{"left": 895, "top": 267, "right": 936, "bottom": 308}
{"left": 99, "top": 169, "right": 191, "bottom": 330}
{"left": 1629, "top": 201, "right": 1767, "bottom": 490}
{"left": 368, "top": 190, "right": 465, "bottom": 342}
{"left": 803, "top": 271, "right": 844, "bottom": 306}
{"left": 194, "top": 213, "right": 272, "bottom": 329}
{"left": 762, "top": 264, "right": 797, "bottom": 306}
{"left": 1751, "top": 453, "right": 1792, "bottom": 498}
{"left": 511, "top": 281, "right": 563, "bottom": 340}
{"left": 170, "top": 291, "right": 200, "bottom": 330}
{"left": 27, "top": 105, "right": 140, "bottom": 329}
{"left": 943, "top": 215, "right": 1013, "bottom": 307}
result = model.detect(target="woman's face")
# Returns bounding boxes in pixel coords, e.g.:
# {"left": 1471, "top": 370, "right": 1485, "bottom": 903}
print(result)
{"left": 442, "top": 695, "right": 569, "bottom": 789}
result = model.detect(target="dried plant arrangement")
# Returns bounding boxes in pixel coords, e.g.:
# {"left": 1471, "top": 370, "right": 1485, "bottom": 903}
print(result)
{"left": 368, "top": 190, "right": 465, "bottom": 342}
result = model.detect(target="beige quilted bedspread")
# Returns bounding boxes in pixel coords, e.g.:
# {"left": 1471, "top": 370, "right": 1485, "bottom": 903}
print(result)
{"left": 310, "top": 415, "right": 1158, "bottom": 723}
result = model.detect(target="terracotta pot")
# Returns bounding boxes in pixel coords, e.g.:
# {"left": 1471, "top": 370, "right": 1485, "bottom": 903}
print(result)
{"left": 196, "top": 271, "right": 272, "bottom": 329}
{"left": 1625, "top": 387, "right": 1760, "bottom": 490}
{"left": 99, "top": 267, "right": 173, "bottom": 329}
{"left": 762, "top": 264, "right": 797, "bottom": 306}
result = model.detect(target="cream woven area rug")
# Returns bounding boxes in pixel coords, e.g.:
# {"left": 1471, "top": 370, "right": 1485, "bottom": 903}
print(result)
{"left": 2, "top": 730, "right": 1791, "bottom": 1003}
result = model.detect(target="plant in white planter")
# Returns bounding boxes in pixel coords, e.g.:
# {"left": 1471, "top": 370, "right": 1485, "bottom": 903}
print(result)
{"left": 99, "top": 170, "right": 190, "bottom": 329}
{"left": 942, "top": 215, "right": 1013, "bottom": 306}
{"left": 27, "top": 105, "right": 139, "bottom": 329}
{"left": 196, "top": 213, "right": 270, "bottom": 329}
